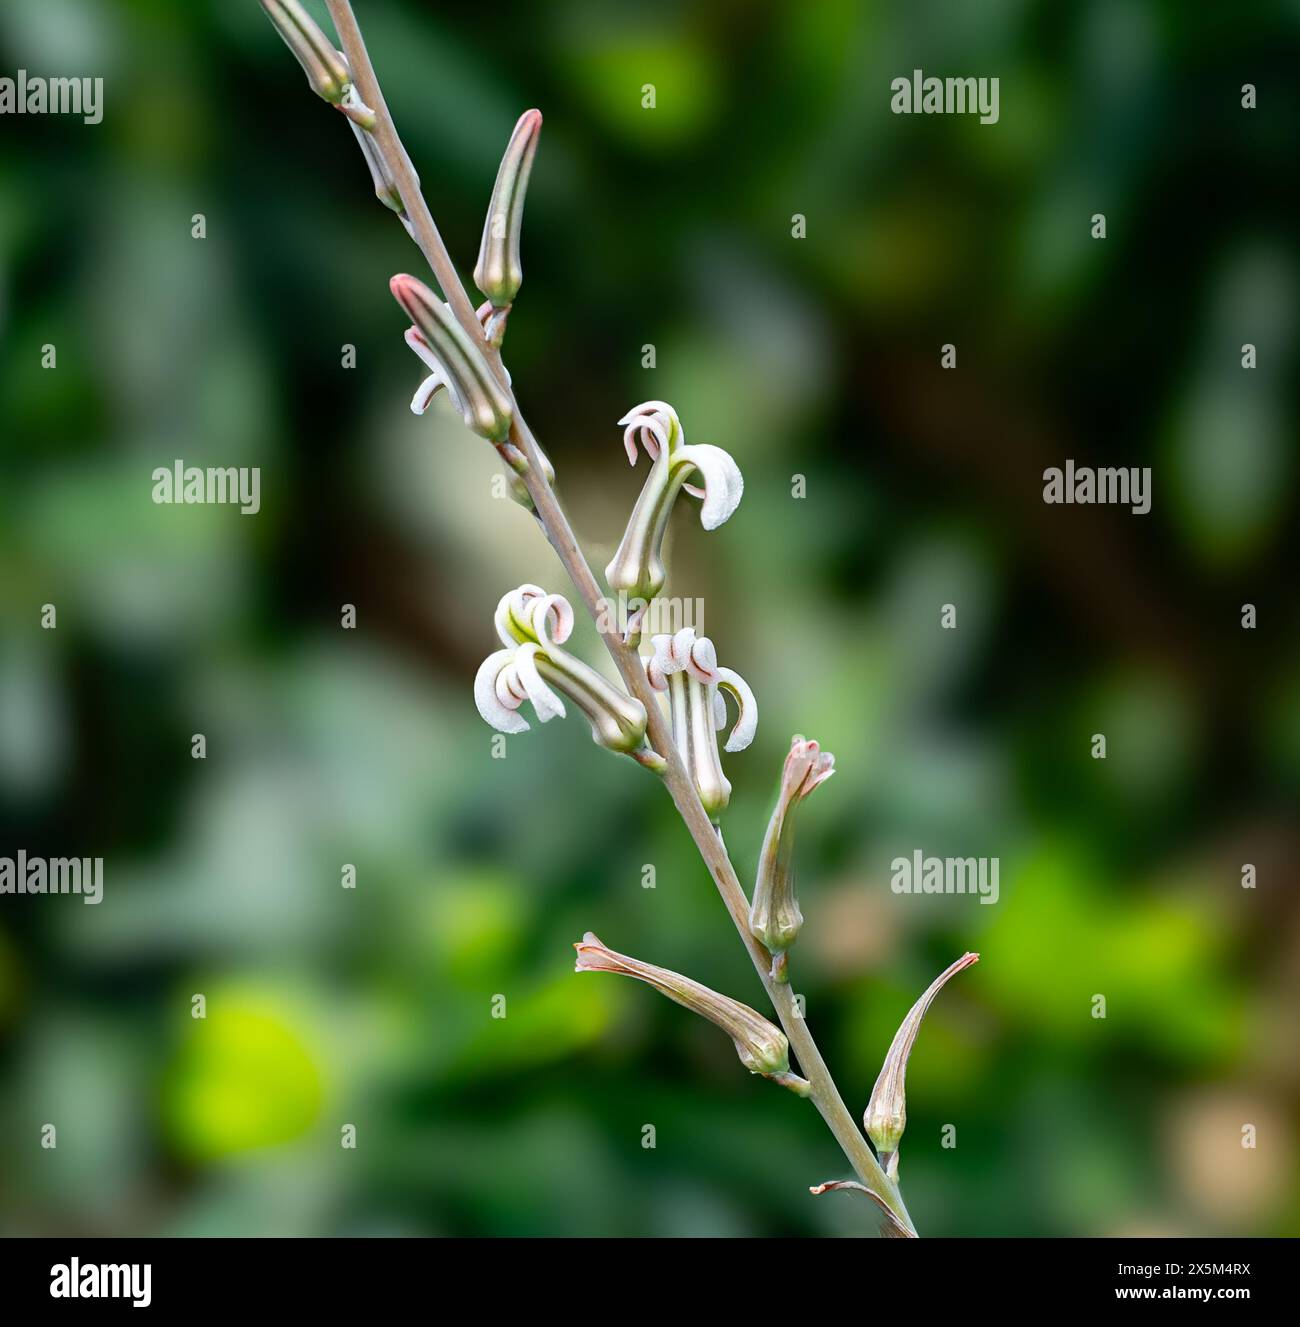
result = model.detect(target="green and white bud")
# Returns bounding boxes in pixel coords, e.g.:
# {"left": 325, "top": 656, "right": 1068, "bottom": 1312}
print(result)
{"left": 574, "top": 932, "right": 810, "bottom": 1096}
{"left": 349, "top": 120, "right": 409, "bottom": 213}
{"left": 645, "top": 628, "right": 756, "bottom": 819}
{"left": 749, "top": 735, "right": 836, "bottom": 980}
{"left": 605, "top": 402, "right": 743, "bottom": 605}
{"left": 864, "top": 952, "right": 979, "bottom": 1177}
{"left": 258, "top": 0, "right": 375, "bottom": 126}
{"left": 476, "top": 586, "right": 652, "bottom": 758}
{"left": 474, "top": 110, "right": 542, "bottom": 309}
{"left": 391, "top": 273, "right": 513, "bottom": 442}
{"left": 259, "top": 0, "right": 349, "bottom": 102}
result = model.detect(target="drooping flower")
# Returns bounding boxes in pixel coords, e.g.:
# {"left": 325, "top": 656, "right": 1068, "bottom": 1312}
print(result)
{"left": 748, "top": 735, "right": 836, "bottom": 981}
{"left": 573, "top": 932, "right": 810, "bottom": 1096}
{"left": 474, "top": 110, "right": 542, "bottom": 312}
{"left": 475, "top": 585, "right": 653, "bottom": 758}
{"left": 646, "top": 628, "right": 756, "bottom": 818}
{"left": 605, "top": 402, "right": 743, "bottom": 605}
{"left": 863, "top": 952, "right": 980, "bottom": 1178}
{"left": 390, "top": 273, "right": 513, "bottom": 442}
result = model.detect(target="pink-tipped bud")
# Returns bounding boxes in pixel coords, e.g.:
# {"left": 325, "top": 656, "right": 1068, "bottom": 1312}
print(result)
{"left": 748, "top": 736, "right": 835, "bottom": 978}
{"left": 573, "top": 932, "right": 810, "bottom": 1095}
{"left": 390, "top": 274, "right": 513, "bottom": 442}
{"left": 474, "top": 110, "right": 542, "bottom": 309}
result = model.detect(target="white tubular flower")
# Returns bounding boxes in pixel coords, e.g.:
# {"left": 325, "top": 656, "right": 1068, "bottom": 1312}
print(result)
{"left": 604, "top": 402, "right": 744, "bottom": 604}
{"left": 475, "top": 585, "right": 651, "bottom": 757}
{"left": 646, "top": 628, "right": 756, "bottom": 819}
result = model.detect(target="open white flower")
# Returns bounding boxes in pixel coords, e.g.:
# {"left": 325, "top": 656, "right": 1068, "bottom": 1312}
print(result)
{"left": 605, "top": 402, "right": 744, "bottom": 605}
{"left": 475, "top": 585, "right": 650, "bottom": 757}
{"left": 645, "top": 627, "right": 756, "bottom": 818}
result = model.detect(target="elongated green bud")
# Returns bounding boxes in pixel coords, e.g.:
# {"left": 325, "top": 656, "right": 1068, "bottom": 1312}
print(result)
{"left": 749, "top": 736, "right": 835, "bottom": 980}
{"left": 474, "top": 110, "right": 542, "bottom": 308}
{"left": 864, "top": 952, "right": 979, "bottom": 1177}
{"left": 259, "top": 0, "right": 350, "bottom": 104}
{"left": 573, "top": 932, "right": 810, "bottom": 1096}
{"left": 390, "top": 274, "right": 513, "bottom": 442}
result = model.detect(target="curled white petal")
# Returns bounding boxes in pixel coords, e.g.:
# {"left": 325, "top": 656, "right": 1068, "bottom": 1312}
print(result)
{"left": 411, "top": 372, "right": 446, "bottom": 416}
{"left": 713, "top": 690, "right": 726, "bottom": 729}
{"left": 528, "top": 593, "right": 574, "bottom": 646}
{"left": 475, "top": 650, "right": 529, "bottom": 733}
{"left": 510, "top": 644, "right": 566, "bottom": 723}
{"left": 650, "top": 628, "right": 719, "bottom": 685}
{"left": 620, "top": 416, "right": 668, "bottom": 465}
{"left": 405, "top": 325, "right": 442, "bottom": 374}
{"left": 646, "top": 654, "right": 669, "bottom": 691}
{"left": 617, "top": 400, "right": 680, "bottom": 464}
{"left": 677, "top": 443, "right": 744, "bottom": 531}
{"left": 650, "top": 631, "right": 685, "bottom": 677}
{"left": 715, "top": 666, "right": 757, "bottom": 752}
{"left": 495, "top": 583, "right": 547, "bottom": 647}
{"left": 405, "top": 325, "right": 470, "bottom": 421}
{"left": 495, "top": 666, "right": 527, "bottom": 710}
{"left": 684, "top": 633, "right": 718, "bottom": 683}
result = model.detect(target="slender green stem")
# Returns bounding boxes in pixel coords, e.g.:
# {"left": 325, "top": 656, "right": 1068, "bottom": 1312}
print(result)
{"left": 324, "top": 0, "right": 914, "bottom": 1236}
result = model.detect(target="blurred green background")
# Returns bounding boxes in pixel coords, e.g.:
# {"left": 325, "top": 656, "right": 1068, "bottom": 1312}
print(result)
{"left": 1, "top": 0, "right": 1298, "bottom": 1237}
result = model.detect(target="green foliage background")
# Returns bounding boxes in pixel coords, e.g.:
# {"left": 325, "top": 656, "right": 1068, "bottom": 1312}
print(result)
{"left": 1, "top": 0, "right": 1297, "bottom": 1236}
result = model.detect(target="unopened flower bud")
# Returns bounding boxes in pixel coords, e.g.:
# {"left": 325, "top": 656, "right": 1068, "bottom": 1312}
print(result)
{"left": 474, "top": 110, "right": 542, "bottom": 309}
{"left": 499, "top": 439, "right": 556, "bottom": 513}
{"left": 349, "top": 120, "right": 410, "bottom": 213}
{"left": 749, "top": 735, "right": 835, "bottom": 980}
{"left": 573, "top": 932, "right": 810, "bottom": 1096}
{"left": 476, "top": 586, "right": 651, "bottom": 757}
{"left": 646, "top": 628, "right": 755, "bottom": 818}
{"left": 259, "top": 0, "right": 351, "bottom": 104}
{"left": 605, "top": 402, "right": 743, "bottom": 604}
{"left": 863, "top": 952, "right": 979, "bottom": 1177}
{"left": 391, "top": 274, "right": 513, "bottom": 442}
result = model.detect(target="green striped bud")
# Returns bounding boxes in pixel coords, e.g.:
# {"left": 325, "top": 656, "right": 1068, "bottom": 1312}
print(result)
{"left": 474, "top": 110, "right": 542, "bottom": 308}
{"left": 390, "top": 273, "right": 513, "bottom": 442}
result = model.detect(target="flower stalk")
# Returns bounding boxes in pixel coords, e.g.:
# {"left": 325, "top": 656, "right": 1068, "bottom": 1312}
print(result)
{"left": 263, "top": 0, "right": 983, "bottom": 1239}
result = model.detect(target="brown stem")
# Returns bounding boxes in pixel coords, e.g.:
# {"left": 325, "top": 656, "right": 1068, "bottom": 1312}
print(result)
{"left": 324, "top": 0, "right": 913, "bottom": 1237}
